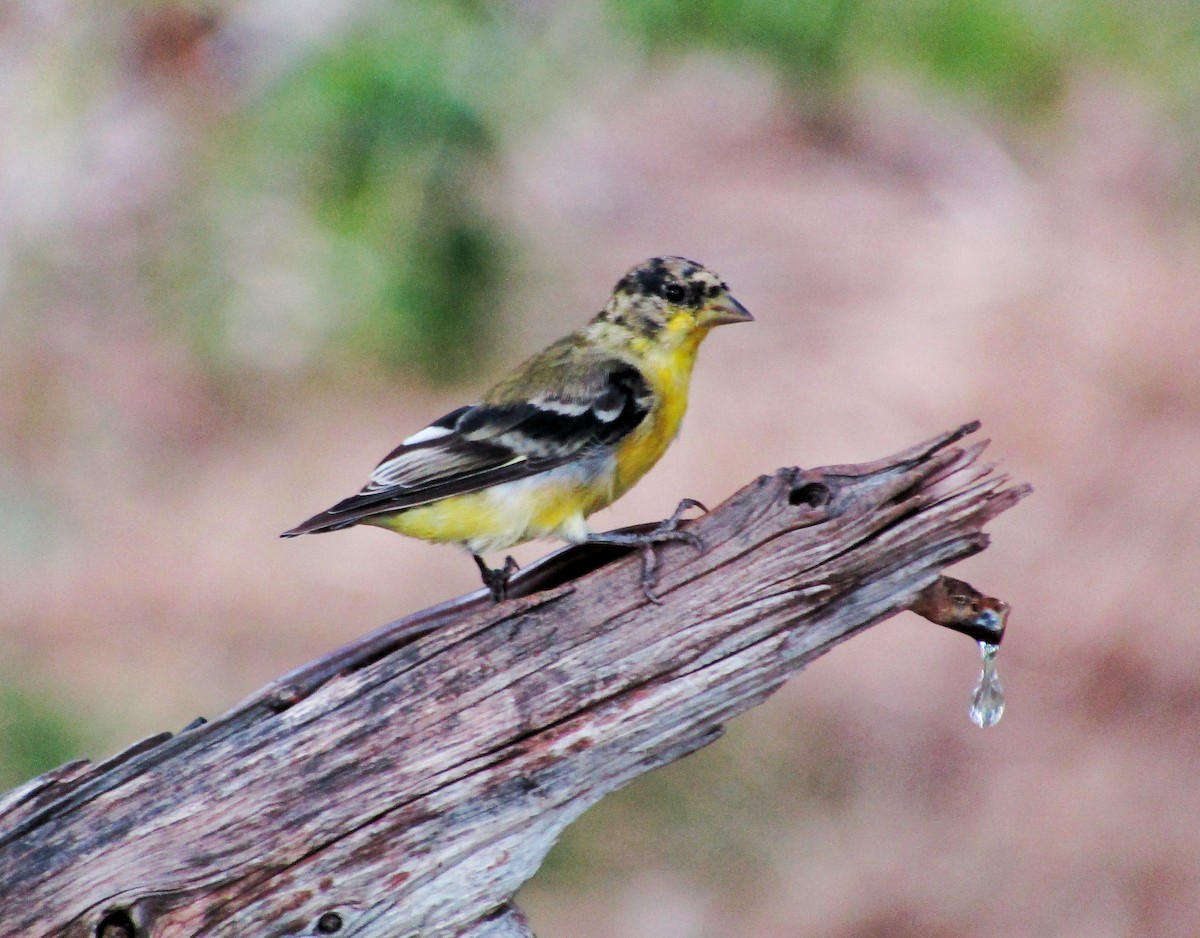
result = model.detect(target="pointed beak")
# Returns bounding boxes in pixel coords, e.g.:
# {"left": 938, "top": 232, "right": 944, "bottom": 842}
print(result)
{"left": 700, "top": 291, "right": 754, "bottom": 327}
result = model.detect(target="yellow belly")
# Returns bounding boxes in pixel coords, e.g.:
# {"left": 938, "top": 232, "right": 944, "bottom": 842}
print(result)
{"left": 369, "top": 465, "right": 612, "bottom": 555}
{"left": 610, "top": 354, "right": 691, "bottom": 501}
{"left": 372, "top": 343, "right": 697, "bottom": 555}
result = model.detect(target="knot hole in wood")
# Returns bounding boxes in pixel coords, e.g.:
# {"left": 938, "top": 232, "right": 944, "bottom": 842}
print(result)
{"left": 95, "top": 909, "right": 136, "bottom": 938}
{"left": 788, "top": 480, "right": 831, "bottom": 508}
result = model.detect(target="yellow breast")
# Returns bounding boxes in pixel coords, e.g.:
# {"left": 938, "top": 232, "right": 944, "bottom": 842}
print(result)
{"left": 609, "top": 339, "right": 698, "bottom": 503}
{"left": 373, "top": 324, "right": 708, "bottom": 554}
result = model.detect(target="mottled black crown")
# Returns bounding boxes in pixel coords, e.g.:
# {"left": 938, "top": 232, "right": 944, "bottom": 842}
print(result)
{"left": 614, "top": 256, "right": 724, "bottom": 309}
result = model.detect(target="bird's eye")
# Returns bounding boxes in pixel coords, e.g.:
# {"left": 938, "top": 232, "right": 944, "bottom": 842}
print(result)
{"left": 662, "top": 282, "right": 687, "bottom": 303}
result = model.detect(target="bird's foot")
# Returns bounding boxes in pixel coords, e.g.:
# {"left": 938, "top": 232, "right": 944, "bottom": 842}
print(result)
{"left": 586, "top": 498, "right": 707, "bottom": 604}
{"left": 664, "top": 497, "right": 709, "bottom": 529}
{"left": 473, "top": 554, "right": 520, "bottom": 602}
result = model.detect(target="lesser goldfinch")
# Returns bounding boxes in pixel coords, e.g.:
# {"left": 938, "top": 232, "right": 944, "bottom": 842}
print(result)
{"left": 283, "top": 256, "right": 752, "bottom": 601}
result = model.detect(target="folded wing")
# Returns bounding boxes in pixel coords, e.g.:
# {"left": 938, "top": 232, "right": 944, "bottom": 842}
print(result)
{"left": 281, "top": 354, "right": 652, "bottom": 536}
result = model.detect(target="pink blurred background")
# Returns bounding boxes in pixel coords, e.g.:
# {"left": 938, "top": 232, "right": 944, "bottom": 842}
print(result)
{"left": 2, "top": 3, "right": 1199, "bottom": 935}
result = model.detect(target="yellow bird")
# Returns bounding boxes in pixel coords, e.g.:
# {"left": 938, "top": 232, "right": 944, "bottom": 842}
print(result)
{"left": 283, "top": 256, "right": 753, "bottom": 601}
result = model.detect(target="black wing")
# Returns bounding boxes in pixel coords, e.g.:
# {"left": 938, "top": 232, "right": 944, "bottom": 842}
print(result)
{"left": 281, "top": 359, "right": 651, "bottom": 536}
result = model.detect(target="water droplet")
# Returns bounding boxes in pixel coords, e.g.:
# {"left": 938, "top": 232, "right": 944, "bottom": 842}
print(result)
{"left": 969, "top": 637, "right": 1005, "bottom": 728}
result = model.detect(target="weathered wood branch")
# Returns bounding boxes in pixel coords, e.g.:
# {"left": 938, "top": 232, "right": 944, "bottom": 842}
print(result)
{"left": 0, "top": 423, "right": 1028, "bottom": 938}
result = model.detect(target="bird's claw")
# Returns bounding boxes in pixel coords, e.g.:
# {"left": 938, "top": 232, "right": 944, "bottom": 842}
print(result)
{"left": 636, "top": 499, "right": 708, "bottom": 603}
{"left": 584, "top": 498, "right": 707, "bottom": 603}
{"left": 669, "top": 497, "right": 709, "bottom": 521}
{"left": 636, "top": 526, "right": 705, "bottom": 604}
{"left": 474, "top": 554, "right": 520, "bottom": 602}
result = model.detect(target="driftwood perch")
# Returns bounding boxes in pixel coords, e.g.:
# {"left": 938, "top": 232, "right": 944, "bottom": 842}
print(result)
{"left": 0, "top": 423, "right": 1028, "bottom": 938}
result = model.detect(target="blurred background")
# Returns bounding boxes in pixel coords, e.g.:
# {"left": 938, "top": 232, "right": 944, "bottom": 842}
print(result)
{"left": 3, "top": 0, "right": 1200, "bottom": 934}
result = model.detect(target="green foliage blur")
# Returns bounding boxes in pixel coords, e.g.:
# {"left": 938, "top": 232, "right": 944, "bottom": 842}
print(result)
{"left": 0, "top": 683, "right": 92, "bottom": 792}
{"left": 151, "top": 0, "right": 516, "bottom": 385}
{"left": 127, "top": 0, "right": 1200, "bottom": 385}
{"left": 607, "top": 0, "right": 1200, "bottom": 117}
{"left": 253, "top": 3, "right": 507, "bottom": 382}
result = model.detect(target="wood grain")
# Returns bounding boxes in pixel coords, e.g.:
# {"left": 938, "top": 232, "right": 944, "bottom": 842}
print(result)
{"left": 0, "top": 423, "right": 1028, "bottom": 938}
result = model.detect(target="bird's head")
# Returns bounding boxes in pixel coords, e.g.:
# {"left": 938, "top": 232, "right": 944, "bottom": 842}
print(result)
{"left": 596, "top": 256, "right": 753, "bottom": 349}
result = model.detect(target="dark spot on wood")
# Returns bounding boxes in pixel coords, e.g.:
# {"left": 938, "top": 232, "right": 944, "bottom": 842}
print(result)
{"left": 96, "top": 909, "right": 136, "bottom": 938}
{"left": 789, "top": 481, "right": 830, "bottom": 508}
{"left": 92, "top": 732, "right": 174, "bottom": 775}
{"left": 316, "top": 911, "right": 343, "bottom": 933}
{"left": 293, "top": 888, "right": 315, "bottom": 906}
{"left": 266, "top": 685, "right": 303, "bottom": 711}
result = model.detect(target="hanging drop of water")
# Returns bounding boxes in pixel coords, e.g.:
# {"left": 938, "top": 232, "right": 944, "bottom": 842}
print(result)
{"left": 969, "top": 638, "right": 1005, "bottom": 728}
